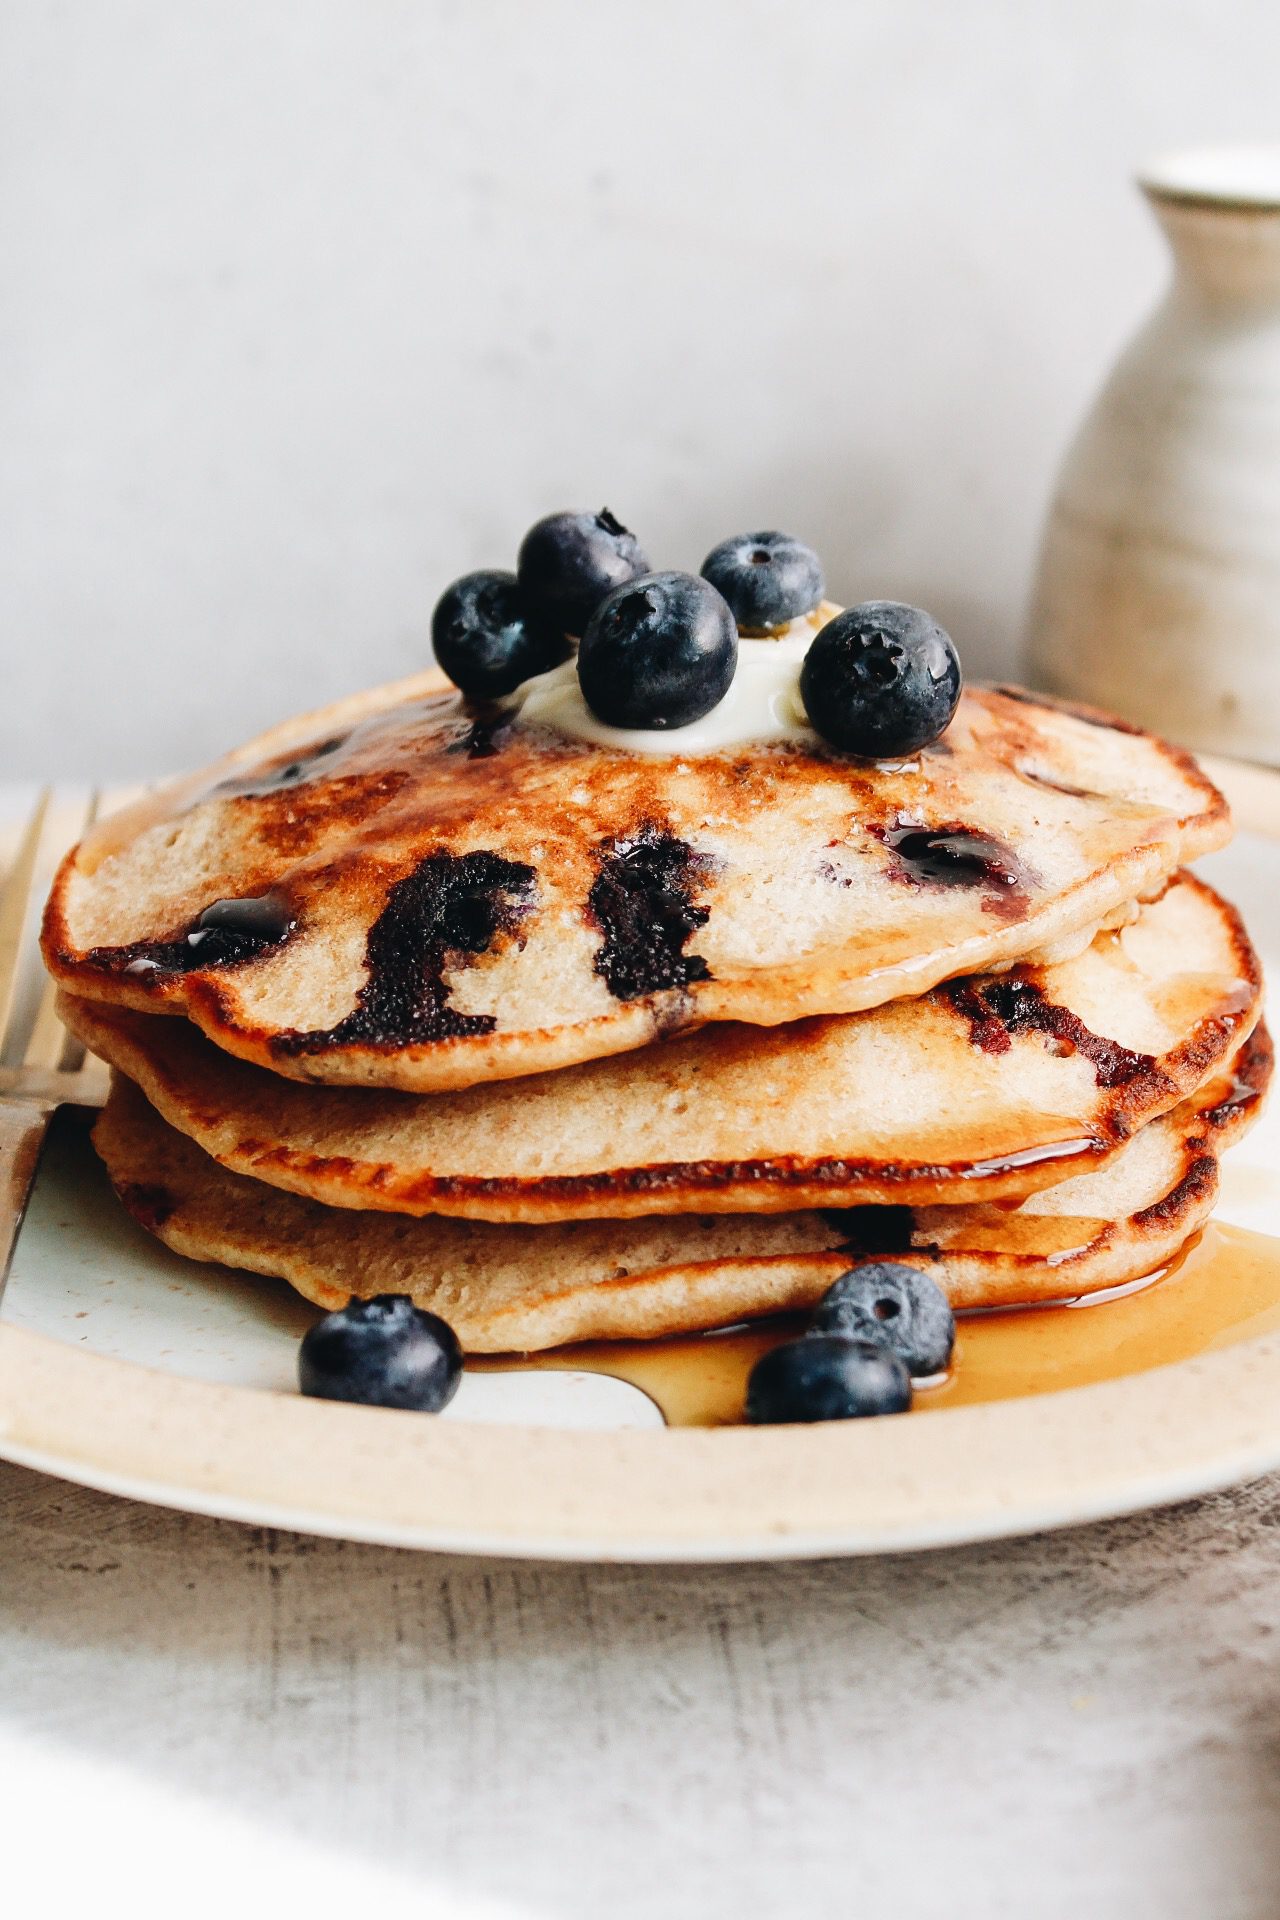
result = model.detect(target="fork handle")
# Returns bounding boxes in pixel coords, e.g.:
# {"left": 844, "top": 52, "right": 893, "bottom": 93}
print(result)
{"left": 0, "top": 1100, "right": 54, "bottom": 1301}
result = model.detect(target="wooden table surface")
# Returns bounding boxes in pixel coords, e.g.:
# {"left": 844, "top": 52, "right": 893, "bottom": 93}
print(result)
{"left": 6, "top": 1455, "right": 1280, "bottom": 1917}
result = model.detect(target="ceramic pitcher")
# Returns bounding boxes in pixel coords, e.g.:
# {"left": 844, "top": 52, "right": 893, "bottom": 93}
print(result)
{"left": 1025, "top": 146, "right": 1280, "bottom": 760}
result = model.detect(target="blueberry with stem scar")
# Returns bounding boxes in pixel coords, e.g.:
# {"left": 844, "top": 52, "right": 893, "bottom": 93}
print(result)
{"left": 809, "top": 1261, "right": 956, "bottom": 1377}
{"left": 701, "top": 529, "right": 825, "bottom": 630}
{"left": 800, "top": 601, "right": 961, "bottom": 756}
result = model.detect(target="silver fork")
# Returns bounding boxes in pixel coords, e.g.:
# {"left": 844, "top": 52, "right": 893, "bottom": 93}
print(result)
{"left": 0, "top": 788, "right": 114, "bottom": 1296}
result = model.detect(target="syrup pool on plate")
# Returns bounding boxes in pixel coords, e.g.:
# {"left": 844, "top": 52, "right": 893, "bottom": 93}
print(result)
{"left": 470, "top": 1224, "right": 1280, "bottom": 1427}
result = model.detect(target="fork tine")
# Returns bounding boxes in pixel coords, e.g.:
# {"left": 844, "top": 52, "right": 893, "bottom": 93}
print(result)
{"left": 70, "top": 1053, "right": 111, "bottom": 1104}
{"left": 0, "top": 788, "right": 52, "bottom": 1060}
{"left": 22, "top": 790, "right": 102, "bottom": 1074}
{"left": 1, "top": 784, "right": 153, "bottom": 1105}
{"left": 52, "top": 783, "right": 150, "bottom": 1084}
{"left": 1, "top": 788, "right": 99, "bottom": 1089}
{"left": 22, "top": 980, "right": 73, "bottom": 1074}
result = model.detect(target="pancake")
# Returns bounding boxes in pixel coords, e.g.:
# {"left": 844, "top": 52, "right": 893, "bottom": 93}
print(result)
{"left": 42, "top": 667, "right": 1228, "bottom": 1092}
{"left": 90, "top": 1024, "right": 1270, "bottom": 1350}
{"left": 60, "top": 871, "right": 1262, "bottom": 1221}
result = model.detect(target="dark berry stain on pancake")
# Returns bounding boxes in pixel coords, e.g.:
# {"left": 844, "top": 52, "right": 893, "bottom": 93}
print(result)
{"left": 117, "top": 1181, "right": 174, "bottom": 1232}
{"left": 443, "top": 709, "right": 516, "bottom": 760}
{"left": 1016, "top": 764, "right": 1102, "bottom": 801}
{"left": 870, "top": 820, "right": 1036, "bottom": 921}
{"left": 86, "top": 892, "right": 297, "bottom": 978}
{"left": 198, "top": 894, "right": 297, "bottom": 947}
{"left": 588, "top": 828, "right": 714, "bottom": 1001}
{"left": 274, "top": 850, "right": 536, "bottom": 1056}
{"left": 449, "top": 719, "right": 507, "bottom": 759}
{"left": 821, "top": 1203, "right": 919, "bottom": 1254}
{"left": 947, "top": 976, "right": 1153, "bottom": 1087}
{"left": 218, "top": 733, "right": 352, "bottom": 796}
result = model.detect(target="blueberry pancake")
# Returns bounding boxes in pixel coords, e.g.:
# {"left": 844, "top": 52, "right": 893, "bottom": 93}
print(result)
{"left": 58, "top": 872, "right": 1262, "bottom": 1223}
{"left": 44, "top": 664, "right": 1226, "bottom": 1093}
{"left": 90, "top": 1023, "right": 1270, "bottom": 1352}
{"left": 46, "top": 514, "right": 1267, "bottom": 1421}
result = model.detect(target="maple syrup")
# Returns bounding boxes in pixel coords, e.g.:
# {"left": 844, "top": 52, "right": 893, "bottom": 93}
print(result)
{"left": 86, "top": 890, "right": 298, "bottom": 977}
{"left": 471, "top": 1223, "right": 1280, "bottom": 1427}
{"left": 873, "top": 821, "right": 1033, "bottom": 914}
{"left": 76, "top": 772, "right": 219, "bottom": 878}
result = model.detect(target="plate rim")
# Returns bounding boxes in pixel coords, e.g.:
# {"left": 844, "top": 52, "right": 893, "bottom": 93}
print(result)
{"left": 3, "top": 752, "right": 1278, "bottom": 1561}
{"left": 5, "top": 1317, "right": 1280, "bottom": 1560}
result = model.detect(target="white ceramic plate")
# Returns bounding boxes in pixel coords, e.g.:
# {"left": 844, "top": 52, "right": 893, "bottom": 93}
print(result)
{"left": 0, "top": 830, "right": 1277, "bottom": 1562}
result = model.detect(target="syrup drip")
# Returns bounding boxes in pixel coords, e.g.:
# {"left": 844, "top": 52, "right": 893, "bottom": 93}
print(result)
{"left": 871, "top": 820, "right": 1036, "bottom": 920}
{"left": 216, "top": 732, "right": 353, "bottom": 797}
{"left": 87, "top": 890, "right": 297, "bottom": 977}
{"left": 471, "top": 1223, "right": 1280, "bottom": 1427}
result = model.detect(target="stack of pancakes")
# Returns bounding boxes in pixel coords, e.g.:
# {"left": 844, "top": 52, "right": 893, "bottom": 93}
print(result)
{"left": 43, "top": 671, "right": 1268, "bottom": 1355}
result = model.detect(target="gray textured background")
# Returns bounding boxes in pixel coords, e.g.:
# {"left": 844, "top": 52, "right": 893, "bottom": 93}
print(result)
{"left": 4, "top": 0, "right": 1280, "bottom": 778}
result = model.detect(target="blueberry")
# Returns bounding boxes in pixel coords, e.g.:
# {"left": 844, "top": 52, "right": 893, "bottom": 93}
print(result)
{"left": 298, "top": 1294, "right": 462, "bottom": 1412}
{"left": 809, "top": 1261, "right": 955, "bottom": 1377}
{"left": 578, "top": 570, "right": 738, "bottom": 729}
{"left": 799, "top": 601, "right": 961, "bottom": 757}
{"left": 746, "top": 1334, "right": 912, "bottom": 1424}
{"left": 431, "top": 570, "right": 570, "bottom": 702}
{"left": 700, "top": 530, "right": 825, "bottom": 630}
{"left": 516, "top": 508, "right": 650, "bottom": 634}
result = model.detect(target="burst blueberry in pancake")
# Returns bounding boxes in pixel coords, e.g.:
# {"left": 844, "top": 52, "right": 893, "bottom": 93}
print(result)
{"left": 43, "top": 513, "right": 1265, "bottom": 1419}
{"left": 90, "top": 1023, "right": 1270, "bottom": 1351}
{"left": 57, "top": 872, "right": 1262, "bottom": 1222}
{"left": 43, "top": 669, "right": 1228, "bottom": 1093}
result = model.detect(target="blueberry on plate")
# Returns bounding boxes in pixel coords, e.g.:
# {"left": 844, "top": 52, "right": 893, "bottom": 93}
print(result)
{"left": 578, "top": 570, "right": 738, "bottom": 729}
{"left": 746, "top": 1333, "right": 912, "bottom": 1424}
{"left": 799, "top": 601, "right": 961, "bottom": 757}
{"left": 432, "top": 569, "right": 571, "bottom": 702}
{"left": 809, "top": 1261, "right": 955, "bottom": 1377}
{"left": 700, "top": 529, "right": 825, "bottom": 630}
{"left": 299, "top": 1294, "right": 463, "bottom": 1412}
{"left": 516, "top": 507, "right": 650, "bottom": 634}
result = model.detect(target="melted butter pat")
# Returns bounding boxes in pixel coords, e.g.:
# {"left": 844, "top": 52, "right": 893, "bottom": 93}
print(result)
{"left": 472, "top": 1223, "right": 1280, "bottom": 1427}
{"left": 506, "top": 606, "right": 839, "bottom": 756}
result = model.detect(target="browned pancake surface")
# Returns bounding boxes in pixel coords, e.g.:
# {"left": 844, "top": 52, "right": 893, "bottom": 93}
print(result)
{"left": 90, "top": 1025, "right": 1270, "bottom": 1350}
{"left": 61, "top": 873, "right": 1262, "bottom": 1221}
{"left": 44, "top": 669, "right": 1228, "bottom": 1090}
